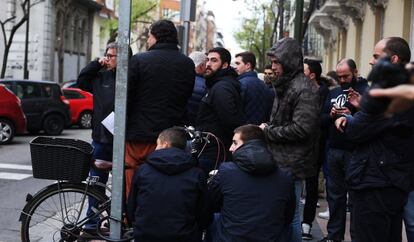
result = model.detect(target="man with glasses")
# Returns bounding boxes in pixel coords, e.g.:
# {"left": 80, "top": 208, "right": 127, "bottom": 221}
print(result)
{"left": 318, "top": 58, "right": 368, "bottom": 242}
{"left": 77, "top": 42, "right": 132, "bottom": 238}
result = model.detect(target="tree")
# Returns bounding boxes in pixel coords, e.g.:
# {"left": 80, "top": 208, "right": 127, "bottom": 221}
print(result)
{"left": 234, "top": 1, "right": 275, "bottom": 71}
{"left": 0, "top": 0, "right": 42, "bottom": 78}
{"left": 105, "top": 0, "right": 157, "bottom": 45}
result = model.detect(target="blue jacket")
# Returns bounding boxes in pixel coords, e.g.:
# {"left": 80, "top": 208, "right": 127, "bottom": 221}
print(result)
{"left": 208, "top": 140, "right": 295, "bottom": 242}
{"left": 128, "top": 147, "right": 208, "bottom": 242}
{"left": 321, "top": 77, "right": 369, "bottom": 150}
{"left": 238, "top": 71, "right": 273, "bottom": 124}
{"left": 186, "top": 74, "right": 207, "bottom": 126}
{"left": 344, "top": 107, "right": 414, "bottom": 192}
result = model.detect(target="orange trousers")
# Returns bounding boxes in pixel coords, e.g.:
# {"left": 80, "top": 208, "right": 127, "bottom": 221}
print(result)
{"left": 124, "top": 141, "right": 156, "bottom": 199}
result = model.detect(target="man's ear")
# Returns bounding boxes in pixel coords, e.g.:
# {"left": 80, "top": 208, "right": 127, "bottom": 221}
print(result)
{"left": 390, "top": 55, "right": 400, "bottom": 64}
{"left": 222, "top": 62, "right": 229, "bottom": 69}
{"left": 310, "top": 73, "right": 316, "bottom": 81}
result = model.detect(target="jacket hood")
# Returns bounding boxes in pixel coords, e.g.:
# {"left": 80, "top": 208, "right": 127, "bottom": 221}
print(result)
{"left": 267, "top": 38, "right": 304, "bottom": 91}
{"left": 205, "top": 67, "right": 238, "bottom": 88}
{"left": 233, "top": 139, "right": 278, "bottom": 175}
{"left": 147, "top": 147, "right": 197, "bottom": 175}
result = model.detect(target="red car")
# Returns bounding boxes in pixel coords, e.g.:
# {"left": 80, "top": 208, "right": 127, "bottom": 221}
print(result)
{"left": 0, "top": 84, "right": 26, "bottom": 144}
{"left": 62, "top": 88, "right": 93, "bottom": 129}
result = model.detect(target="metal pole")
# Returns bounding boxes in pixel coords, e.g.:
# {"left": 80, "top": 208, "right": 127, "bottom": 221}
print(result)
{"left": 23, "top": 0, "right": 30, "bottom": 79}
{"left": 182, "top": 20, "right": 190, "bottom": 55}
{"left": 294, "top": 0, "right": 304, "bottom": 44}
{"left": 110, "top": 0, "right": 131, "bottom": 239}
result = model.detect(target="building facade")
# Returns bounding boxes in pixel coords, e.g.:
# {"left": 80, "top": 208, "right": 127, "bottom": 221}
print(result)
{"left": 309, "top": 0, "right": 414, "bottom": 76}
{"left": 0, "top": 0, "right": 118, "bottom": 83}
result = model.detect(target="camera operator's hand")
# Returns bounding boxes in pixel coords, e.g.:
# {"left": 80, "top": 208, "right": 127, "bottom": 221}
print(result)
{"left": 370, "top": 85, "right": 414, "bottom": 101}
{"left": 347, "top": 88, "right": 361, "bottom": 109}
{"left": 335, "top": 117, "right": 347, "bottom": 133}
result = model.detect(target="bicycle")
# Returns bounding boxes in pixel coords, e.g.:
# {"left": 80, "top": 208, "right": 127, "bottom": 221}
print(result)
{"left": 19, "top": 128, "right": 224, "bottom": 242}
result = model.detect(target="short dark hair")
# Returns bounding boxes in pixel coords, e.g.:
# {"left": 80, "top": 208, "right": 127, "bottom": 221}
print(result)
{"left": 158, "top": 127, "right": 187, "bottom": 150}
{"left": 150, "top": 20, "right": 178, "bottom": 45}
{"left": 304, "top": 58, "right": 322, "bottom": 80}
{"left": 264, "top": 64, "right": 272, "bottom": 70}
{"left": 384, "top": 37, "right": 411, "bottom": 65}
{"left": 235, "top": 51, "right": 256, "bottom": 70}
{"left": 337, "top": 58, "right": 357, "bottom": 72}
{"left": 208, "top": 47, "right": 231, "bottom": 66}
{"left": 234, "top": 124, "right": 265, "bottom": 142}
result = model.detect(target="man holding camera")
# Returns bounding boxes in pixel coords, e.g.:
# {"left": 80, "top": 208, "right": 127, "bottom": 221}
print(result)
{"left": 319, "top": 58, "right": 368, "bottom": 242}
{"left": 335, "top": 37, "right": 414, "bottom": 242}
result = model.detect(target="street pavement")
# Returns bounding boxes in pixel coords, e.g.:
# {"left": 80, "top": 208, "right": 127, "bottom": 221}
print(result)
{"left": 0, "top": 128, "right": 91, "bottom": 242}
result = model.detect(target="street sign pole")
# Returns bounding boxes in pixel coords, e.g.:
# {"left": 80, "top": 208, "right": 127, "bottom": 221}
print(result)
{"left": 180, "top": 0, "right": 197, "bottom": 55}
{"left": 110, "top": 0, "right": 131, "bottom": 239}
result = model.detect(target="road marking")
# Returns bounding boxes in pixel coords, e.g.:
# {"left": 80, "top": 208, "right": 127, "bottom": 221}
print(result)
{"left": 0, "top": 172, "right": 31, "bottom": 180}
{"left": 0, "top": 163, "right": 32, "bottom": 170}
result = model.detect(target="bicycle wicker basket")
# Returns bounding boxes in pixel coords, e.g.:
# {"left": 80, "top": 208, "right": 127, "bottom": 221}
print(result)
{"left": 30, "top": 136, "right": 94, "bottom": 181}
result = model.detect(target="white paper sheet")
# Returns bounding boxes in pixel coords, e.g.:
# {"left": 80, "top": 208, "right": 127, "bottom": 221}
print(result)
{"left": 101, "top": 111, "right": 114, "bottom": 135}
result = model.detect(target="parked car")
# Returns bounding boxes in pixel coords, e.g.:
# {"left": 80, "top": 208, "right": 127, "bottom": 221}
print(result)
{"left": 0, "top": 84, "right": 26, "bottom": 144}
{"left": 62, "top": 88, "right": 93, "bottom": 129}
{"left": 0, "top": 80, "right": 71, "bottom": 135}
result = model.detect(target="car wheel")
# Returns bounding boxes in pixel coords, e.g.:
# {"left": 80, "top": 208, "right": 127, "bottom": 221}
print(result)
{"left": 78, "top": 111, "right": 92, "bottom": 129}
{"left": 43, "top": 114, "right": 64, "bottom": 135}
{"left": 0, "top": 118, "right": 15, "bottom": 144}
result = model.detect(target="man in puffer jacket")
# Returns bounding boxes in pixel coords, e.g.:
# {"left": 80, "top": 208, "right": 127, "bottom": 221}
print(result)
{"left": 259, "top": 37, "right": 320, "bottom": 242}
{"left": 126, "top": 20, "right": 195, "bottom": 197}
{"left": 195, "top": 47, "right": 244, "bottom": 173}
{"left": 208, "top": 124, "right": 295, "bottom": 242}
{"left": 128, "top": 127, "right": 209, "bottom": 242}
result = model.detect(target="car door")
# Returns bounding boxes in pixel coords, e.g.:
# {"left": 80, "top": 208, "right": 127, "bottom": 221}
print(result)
{"left": 15, "top": 82, "right": 43, "bottom": 130}
{"left": 62, "top": 89, "right": 86, "bottom": 123}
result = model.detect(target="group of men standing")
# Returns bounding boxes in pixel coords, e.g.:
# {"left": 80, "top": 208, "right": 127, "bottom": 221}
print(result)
{"left": 76, "top": 18, "right": 414, "bottom": 242}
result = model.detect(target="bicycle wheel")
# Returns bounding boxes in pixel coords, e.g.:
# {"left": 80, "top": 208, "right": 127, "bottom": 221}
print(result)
{"left": 20, "top": 182, "right": 109, "bottom": 242}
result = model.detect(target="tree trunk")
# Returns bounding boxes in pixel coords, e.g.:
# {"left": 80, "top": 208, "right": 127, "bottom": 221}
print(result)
{"left": 302, "top": 0, "right": 317, "bottom": 40}
{"left": 278, "top": 0, "right": 284, "bottom": 40}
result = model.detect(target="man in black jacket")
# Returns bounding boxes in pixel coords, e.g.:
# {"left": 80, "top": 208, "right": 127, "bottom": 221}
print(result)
{"left": 128, "top": 127, "right": 208, "bottom": 242}
{"left": 208, "top": 124, "right": 295, "bottom": 242}
{"left": 195, "top": 47, "right": 244, "bottom": 173}
{"left": 125, "top": 20, "right": 195, "bottom": 196}
{"left": 77, "top": 42, "right": 128, "bottom": 235}
{"left": 335, "top": 37, "right": 414, "bottom": 242}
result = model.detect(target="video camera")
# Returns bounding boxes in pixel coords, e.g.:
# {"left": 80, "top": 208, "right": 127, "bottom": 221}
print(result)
{"left": 359, "top": 57, "right": 409, "bottom": 115}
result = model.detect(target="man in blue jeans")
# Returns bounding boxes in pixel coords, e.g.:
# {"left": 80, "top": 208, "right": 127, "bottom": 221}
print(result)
{"left": 77, "top": 42, "right": 132, "bottom": 238}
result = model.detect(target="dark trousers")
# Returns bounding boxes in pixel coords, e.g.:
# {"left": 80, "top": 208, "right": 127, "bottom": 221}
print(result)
{"left": 85, "top": 141, "right": 113, "bottom": 229}
{"left": 326, "top": 148, "right": 353, "bottom": 241}
{"left": 353, "top": 188, "right": 407, "bottom": 242}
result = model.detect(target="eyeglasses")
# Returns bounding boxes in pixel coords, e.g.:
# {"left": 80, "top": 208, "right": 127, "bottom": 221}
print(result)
{"left": 264, "top": 72, "right": 274, "bottom": 75}
{"left": 105, "top": 54, "right": 117, "bottom": 59}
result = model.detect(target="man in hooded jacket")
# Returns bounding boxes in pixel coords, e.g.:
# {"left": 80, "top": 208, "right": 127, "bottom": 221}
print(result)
{"left": 208, "top": 124, "right": 295, "bottom": 242}
{"left": 259, "top": 37, "right": 320, "bottom": 242}
{"left": 128, "top": 127, "right": 208, "bottom": 242}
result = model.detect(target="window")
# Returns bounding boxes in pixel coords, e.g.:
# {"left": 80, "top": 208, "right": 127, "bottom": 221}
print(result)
{"left": 17, "top": 83, "right": 41, "bottom": 99}
{"left": 42, "top": 85, "right": 54, "bottom": 98}
{"left": 63, "top": 90, "right": 85, "bottom": 99}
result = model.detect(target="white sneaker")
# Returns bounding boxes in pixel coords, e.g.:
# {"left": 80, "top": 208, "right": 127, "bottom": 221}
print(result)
{"left": 318, "top": 209, "right": 330, "bottom": 220}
